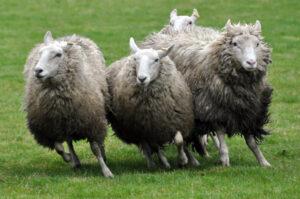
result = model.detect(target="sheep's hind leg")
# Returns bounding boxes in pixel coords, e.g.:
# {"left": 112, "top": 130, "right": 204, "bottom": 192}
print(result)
{"left": 100, "top": 144, "right": 106, "bottom": 162}
{"left": 216, "top": 128, "right": 230, "bottom": 166}
{"left": 245, "top": 134, "right": 271, "bottom": 167}
{"left": 203, "top": 134, "right": 208, "bottom": 146}
{"left": 54, "top": 142, "right": 71, "bottom": 162}
{"left": 210, "top": 133, "right": 220, "bottom": 150}
{"left": 174, "top": 131, "right": 188, "bottom": 167}
{"left": 198, "top": 135, "right": 210, "bottom": 157}
{"left": 139, "top": 142, "right": 156, "bottom": 168}
{"left": 157, "top": 149, "right": 171, "bottom": 168}
{"left": 183, "top": 144, "right": 200, "bottom": 167}
{"left": 67, "top": 141, "right": 82, "bottom": 169}
{"left": 90, "top": 141, "right": 114, "bottom": 178}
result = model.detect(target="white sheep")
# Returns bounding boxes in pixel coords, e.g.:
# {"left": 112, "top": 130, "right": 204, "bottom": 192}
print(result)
{"left": 160, "top": 8, "right": 199, "bottom": 34}
{"left": 23, "top": 31, "right": 114, "bottom": 177}
{"left": 106, "top": 38, "right": 200, "bottom": 168}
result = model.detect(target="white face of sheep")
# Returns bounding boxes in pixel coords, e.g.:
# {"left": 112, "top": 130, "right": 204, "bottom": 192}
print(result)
{"left": 226, "top": 20, "right": 262, "bottom": 72}
{"left": 129, "top": 37, "right": 173, "bottom": 87}
{"left": 34, "top": 31, "right": 75, "bottom": 80}
{"left": 169, "top": 8, "right": 199, "bottom": 32}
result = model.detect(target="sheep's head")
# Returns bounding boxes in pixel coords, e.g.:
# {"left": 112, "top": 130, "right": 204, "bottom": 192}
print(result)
{"left": 169, "top": 8, "right": 199, "bottom": 32}
{"left": 34, "top": 31, "right": 75, "bottom": 80}
{"left": 129, "top": 37, "right": 174, "bottom": 87}
{"left": 223, "top": 19, "right": 271, "bottom": 72}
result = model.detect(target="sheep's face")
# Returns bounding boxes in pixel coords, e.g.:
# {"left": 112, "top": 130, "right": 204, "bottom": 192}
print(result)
{"left": 133, "top": 49, "right": 160, "bottom": 86}
{"left": 129, "top": 37, "right": 173, "bottom": 87}
{"left": 169, "top": 8, "right": 199, "bottom": 32}
{"left": 34, "top": 31, "right": 75, "bottom": 80}
{"left": 226, "top": 20, "right": 263, "bottom": 72}
{"left": 35, "top": 43, "right": 64, "bottom": 79}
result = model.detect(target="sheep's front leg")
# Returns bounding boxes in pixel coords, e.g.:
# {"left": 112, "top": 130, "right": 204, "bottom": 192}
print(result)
{"left": 210, "top": 133, "right": 220, "bottom": 150}
{"left": 245, "top": 134, "right": 271, "bottom": 167}
{"left": 100, "top": 144, "right": 106, "bottom": 162}
{"left": 198, "top": 135, "right": 210, "bottom": 157}
{"left": 54, "top": 142, "right": 71, "bottom": 162}
{"left": 183, "top": 144, "right": 200, "bottom": 167}
{"left": 157, "top": 149, "right": 171, "bottom": 168}
{"left": 139, "top": 142, "right": 156, "bottom": 168}
{"left": 90, "top": 141, "right": 114, "bottom": 178}
{"left": 174, "top": 131, "right": 188, "bottom": 167}
{"left": 216, "top": 128, "right": 230, "bottom": 166}
{"left": 67, "top": 141, "right": 81, "bottom": 169}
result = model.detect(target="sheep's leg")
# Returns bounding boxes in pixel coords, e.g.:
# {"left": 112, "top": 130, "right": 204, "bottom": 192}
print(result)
{"left": 157, "top": 149, "right": 171, "bottom": 168}
{"left": 100, "top": 144, "right": 106, "bottom": 162}
{"left": 210, "top": 133, "right": 220, "bottom": 150}
{"left": 245, "top": 134, "right": 271, "bottom": 167}
{"left": 203, "top": 134, "right": 209, "bottom": 146}
{"left": 183, "top": 144, "right": 200, "bottom": 167}
{"left": 90, "top": 141, "right": 114, "bottom": 178}
{"left": 198, "top": 135, "right": 210, "bottom": 157}
{"left": 67, "top": 141, "right": 82, "bottom": 169}
{"left": 139, "top": 142, "right": 156, "bottom": 168}
{"left": 216, "top": 128, "right": 230, "bottom": 166}
{"left": 54, "top": 142, "right": 71, "bottom": 162}
{"left": 174, "top": 131, "right": 188, "bottom": 167}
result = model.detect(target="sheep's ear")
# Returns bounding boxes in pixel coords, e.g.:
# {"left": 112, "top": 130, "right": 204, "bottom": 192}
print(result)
{"left": 129, "top": 37, "right": 140, "bottom": 54}
{"left": 225, "top": 19, "right": 232, "bottom": 32}
{"left": 44, "top": 31, "right": 53, "bottom": 45}
{"left": 64, "top": 34, "right": 76, "bottom": 51}
{"left": 69, "top": 34, "right": 76, "bottom": 42}
{"left": 255, "top": 20, "right": 261, "bottom": 32}
{"left": 170, "top": 9, "right": 177, "bottom": 19}
{"left": 191, "top": 8, "right": 199, "bottom": 22}
{"left": 158, "top": 44, "right": 174, "bottom": 59}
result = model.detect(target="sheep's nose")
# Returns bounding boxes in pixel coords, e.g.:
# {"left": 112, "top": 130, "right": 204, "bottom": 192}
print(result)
{"left": 246, "top": 60, "right": 256, "bottom": 66}
{"left": 35, "top": 69, "right": 44, "bottom": 78}
{"left": 138, "top": 76, "right": 147, "bottom": 83}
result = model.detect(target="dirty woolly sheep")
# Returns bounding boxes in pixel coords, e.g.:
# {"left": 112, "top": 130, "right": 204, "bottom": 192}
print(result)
{"left": 106, "top": 38, "right": 200, "bottom": 168}
{"left": 140, "top": 20, "right": 273, "bottom": 167}
{"left": 23, "top": 31, "right": 114, "bottom": 177}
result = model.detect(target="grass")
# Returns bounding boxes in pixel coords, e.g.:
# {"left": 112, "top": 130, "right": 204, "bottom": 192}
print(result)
{"left": 0, "top": 0, "right": 299, "bottom": 198}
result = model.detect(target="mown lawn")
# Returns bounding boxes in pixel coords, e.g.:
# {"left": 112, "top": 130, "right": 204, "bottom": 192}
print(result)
{"left": 0, "top": 0, "right": 299, "bottom": 198}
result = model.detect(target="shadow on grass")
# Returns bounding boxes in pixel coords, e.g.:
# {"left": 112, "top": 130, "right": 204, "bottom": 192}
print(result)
{"left": 3, "top": 149, "right": 270, "bottom": 180}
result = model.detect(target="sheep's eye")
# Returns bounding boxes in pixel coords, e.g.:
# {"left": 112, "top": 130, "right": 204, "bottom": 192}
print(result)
{"left": 233, "top": 42, "right": 237, "bottom": 46}
{"left": 256, "top": 42, "right": 260, "bottom": 47}
{"left": 134, "top": 58, "right": 136, "bottom": 61}
{"left": 55, "top": 53, "right": 62, "bottom": 58}
{"left": 188, "top": 21, "right": 192, "bottom": 25}
{"left": 154, "top": 59, "right": 159, "bottom": 62}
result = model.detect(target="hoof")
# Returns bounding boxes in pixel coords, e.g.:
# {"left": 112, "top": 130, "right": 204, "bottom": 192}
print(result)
{"left": 147, "top": 162, "right": 156, "bottom": 168}
{"left": 73, "top": 163, "right": 82, "bottom": 170}
{"left": 62, "top": 153, "right": 71, "bottom": 163}
{"left": 102, "top": 168, "right": 114, "bottom": 178}
{"left": 261, "top": 161, "right": 271, "bottom": 167}
{"left": 220, "top": 160, "right": 230, "bottom": 167}
{"left": 190, "top": 159, "right": 200, "bottom": 167}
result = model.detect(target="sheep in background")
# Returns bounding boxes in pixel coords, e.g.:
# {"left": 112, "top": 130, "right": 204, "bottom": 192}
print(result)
{"left": 106, "top": 38, "right": 199, "bottom": 168}
{"left": 140, "top": 20, "right": 273, "bottom": 166}
{"left": 23, "top": 31, "right": 114, "bottom": 177}
{"left": 160, "top": 8, "right": 199, "bottom": 34}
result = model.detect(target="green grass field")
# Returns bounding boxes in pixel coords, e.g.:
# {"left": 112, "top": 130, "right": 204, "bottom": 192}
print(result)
{"left": 1, "top": 0, "right": 299, "bottom": 198}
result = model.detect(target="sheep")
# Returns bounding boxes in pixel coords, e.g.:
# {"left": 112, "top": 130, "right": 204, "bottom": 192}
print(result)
{"left": 159, "top": 8, "right": 199, "bottom": 34}
{"left": 140, "top": 20, "right": 273, "bottom": 167}
{"left": 150, "top": 18, "right": 222, "bottom": 156}
{"left": 106, "top": 37, "right": 199, "bottom": 168}
{"left": 23, "top": 31, "right": 114, "bottom": 177}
